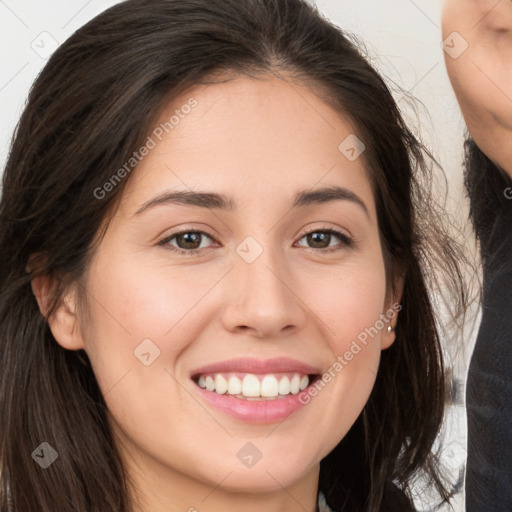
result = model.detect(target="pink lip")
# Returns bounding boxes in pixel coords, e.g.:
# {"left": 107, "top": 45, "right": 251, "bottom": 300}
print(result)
{"left": 190, "top": 357, "right": 321, "bottom": 377}
{"left": 190, "top": 357, "right": 321, "bottom": 424}
{"left": 194, "top": 386, "right": 313, "bottom": 423}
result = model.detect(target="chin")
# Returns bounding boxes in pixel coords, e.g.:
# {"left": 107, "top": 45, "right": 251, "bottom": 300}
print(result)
{"left": 215, "top": 466, "right": 310, "bottom": 493}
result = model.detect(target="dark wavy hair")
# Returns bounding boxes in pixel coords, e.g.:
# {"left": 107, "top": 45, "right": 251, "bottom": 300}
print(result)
{"left": 0, "top": 0, "right": 468, "bottom": 510}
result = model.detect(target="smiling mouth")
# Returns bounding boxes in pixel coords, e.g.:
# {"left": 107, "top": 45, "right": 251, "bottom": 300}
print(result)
{"left": 192, "top": 372, "right": 321, "bottom": 400}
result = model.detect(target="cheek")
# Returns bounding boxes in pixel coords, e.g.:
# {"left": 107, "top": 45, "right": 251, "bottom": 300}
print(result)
{"left": 77, "top": 255, "right": 222, "bottom": 475}
{"left": 83, "top": 252, "right": 224, "bottom": 342}
{"left": 302, "top": 256, "right": 388, "bottom": 348}
{"left": 295, "top": 259, "right": 387, "bottom": 415}
{"left": 448, "top": 61, "right": 512, "bottom": 174}
{"left": 78, "top": 251, "right": 226, "bottom": 400}
{"left": 443, "top": 5, "right": 512, "bottom": 133}
{"left": 453, "top": 63, "right": 512, "bottom": 128}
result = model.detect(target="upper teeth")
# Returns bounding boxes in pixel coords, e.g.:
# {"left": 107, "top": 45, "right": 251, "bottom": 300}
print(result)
{"left": 196, "top": 373, "right": 310, "bottom": 398}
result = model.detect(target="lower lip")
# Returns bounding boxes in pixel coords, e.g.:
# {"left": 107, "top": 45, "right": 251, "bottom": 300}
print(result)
{"left": 193, "top": 384, "right": 311, "bottom": 423}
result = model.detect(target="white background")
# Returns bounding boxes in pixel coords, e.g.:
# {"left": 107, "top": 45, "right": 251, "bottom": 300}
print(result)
{"left": 0, "top": 1, "right": 476, "bottom": 510}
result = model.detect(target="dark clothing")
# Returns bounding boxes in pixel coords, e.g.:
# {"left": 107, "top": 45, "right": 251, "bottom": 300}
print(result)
{"left": 318, "top": 481, "right": 416, "bottom": 511}
{"left": 465, "top": 144, "right": 512, "bottom": 512}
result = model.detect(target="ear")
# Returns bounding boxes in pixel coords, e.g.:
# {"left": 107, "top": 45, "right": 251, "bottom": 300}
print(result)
{"left": 30, "top": 274, "right": 85, "bottom": 351}
{"left": 380, "top": 277, "right": 404, "bottom": 350}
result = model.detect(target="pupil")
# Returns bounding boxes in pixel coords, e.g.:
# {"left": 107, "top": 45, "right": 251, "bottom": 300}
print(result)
{"left": 308, "top": 232, "right": 329, "bottom": 248}
{"left": 179, "top": 232, "right": 200, "bottom": 249}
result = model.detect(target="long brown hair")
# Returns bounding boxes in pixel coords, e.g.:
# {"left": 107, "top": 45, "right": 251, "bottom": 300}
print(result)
{"left": 0, "top": 0, "right": 468, "bottom": 510}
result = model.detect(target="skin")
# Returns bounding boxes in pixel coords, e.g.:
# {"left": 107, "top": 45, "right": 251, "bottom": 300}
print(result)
{"left": 442, "top": 0, "right": 512, "bottom": 177}
{"left": 32, "top": 74, "right": 400, "bottom": 512}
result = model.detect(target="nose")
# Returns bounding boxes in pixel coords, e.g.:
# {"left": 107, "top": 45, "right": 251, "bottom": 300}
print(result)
{"left": 220, "top": 241, "right": 306, "bottom": 339}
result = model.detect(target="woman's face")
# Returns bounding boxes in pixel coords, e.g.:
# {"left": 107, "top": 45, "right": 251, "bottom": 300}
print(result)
{"left": 443, "top": 0, "right": 512, "bottom": 177}
{"left": 55, "top": 75, "right": 399, "bottom": 506}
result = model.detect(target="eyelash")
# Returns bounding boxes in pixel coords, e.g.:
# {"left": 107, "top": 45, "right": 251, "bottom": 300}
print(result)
{"left": 157, "top": 226, "right": 353, "bottom": 256}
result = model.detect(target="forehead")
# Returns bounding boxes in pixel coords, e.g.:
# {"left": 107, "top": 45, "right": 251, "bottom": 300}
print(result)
{"left": 118, "top": 74, "right": 376, "bottom": 219}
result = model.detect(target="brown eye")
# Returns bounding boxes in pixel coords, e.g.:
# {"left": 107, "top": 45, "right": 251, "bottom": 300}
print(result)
{"left": 158, "top": 230, "right": 216, "bottom": 254}
{"left": 175, "top": 232, "right": 203, "bottom": 250}
{"left": 305, "top": 232, "right": 331, "bottom": 249}
{"left": 296, "top": 228, "right": 352, "bottom": 252}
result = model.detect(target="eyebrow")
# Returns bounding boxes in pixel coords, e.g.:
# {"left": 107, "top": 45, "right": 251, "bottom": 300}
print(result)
{"left": 134, "top": 185, "right": 369, "bottom": 217}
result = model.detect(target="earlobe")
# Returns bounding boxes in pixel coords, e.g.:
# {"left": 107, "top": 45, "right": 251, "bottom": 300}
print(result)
{"left": 30, "top": 275, "right": 85, "bottom": 351}
{"left": 381, "top": 323, "right": 397, "bottom": 350}
{"left": 381, "top": 278, "right": 404, "bottom": 350}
